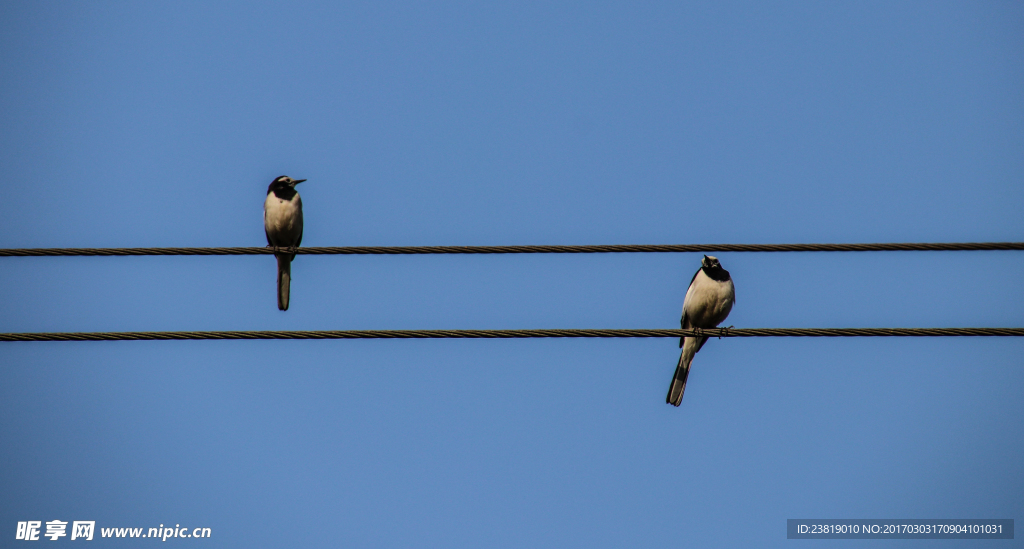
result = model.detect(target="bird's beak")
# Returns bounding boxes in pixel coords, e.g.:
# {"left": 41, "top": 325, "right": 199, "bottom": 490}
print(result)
{"left": 293, "top": 179, "right": 307, "bottom": 185}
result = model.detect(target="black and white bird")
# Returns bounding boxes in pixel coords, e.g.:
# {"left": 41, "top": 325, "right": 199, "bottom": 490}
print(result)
{"left": 667, "top": 255, "right": 735, "bottom": 406}
{"left": 264, "top": 175, "right": 306, "bottom": 311}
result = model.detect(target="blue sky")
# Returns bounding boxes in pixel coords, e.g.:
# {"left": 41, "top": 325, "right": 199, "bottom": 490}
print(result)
{"left": 1, "top": 1, "right": 1022, "bottom": 547}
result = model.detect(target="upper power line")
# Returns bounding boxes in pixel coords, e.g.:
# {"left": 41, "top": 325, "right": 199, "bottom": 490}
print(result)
{"left": 1, "top": 242, "right": 1022, "bottom": 257}
{"left": 2, "top": 328, "right": 1022, "bottom": 342}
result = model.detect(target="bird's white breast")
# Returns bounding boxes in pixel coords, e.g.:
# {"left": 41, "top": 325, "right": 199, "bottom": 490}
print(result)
{"left": 682, "top": 270, "right": 735, "bottom": 328}
{"left": 264, "top": 192, "right": 303, "bottom": 245}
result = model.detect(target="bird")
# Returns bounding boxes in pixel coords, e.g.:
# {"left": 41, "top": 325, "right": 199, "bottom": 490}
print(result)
{"left": 667, "top": 255, "right": 735, "bottom": 406}
{"left": 264, "top": 175, "right": 306, "bottom": 311}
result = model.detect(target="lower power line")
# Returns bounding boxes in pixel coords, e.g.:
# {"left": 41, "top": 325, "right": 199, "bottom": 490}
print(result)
{"left": 1, "top": 327, "right": 1022, "bottom": 342}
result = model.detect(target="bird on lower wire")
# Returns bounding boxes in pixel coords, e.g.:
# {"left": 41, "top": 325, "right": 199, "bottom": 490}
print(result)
{"left": 264, "top": 175, "right": 306, "bottom": 311}
{"left": 667, "top": 255, "right": 735, "bottom": 406}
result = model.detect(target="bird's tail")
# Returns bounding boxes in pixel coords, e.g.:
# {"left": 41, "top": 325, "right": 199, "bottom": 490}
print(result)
{"left": 667, "top": 336, "right": 705, "bottom": 406}
{"left": 276, "top": 253, "right": 293, "bottom": 311}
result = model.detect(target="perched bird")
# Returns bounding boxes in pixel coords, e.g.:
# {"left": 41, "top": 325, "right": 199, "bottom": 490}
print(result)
{"left": 264, "top": 175, "right": 306, "bottom": 310}
{"left": 667, "top": 255, "right": 735, "bottom": 406}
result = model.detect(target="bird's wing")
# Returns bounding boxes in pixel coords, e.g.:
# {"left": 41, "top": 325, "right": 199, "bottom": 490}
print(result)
{"left": 679, "top": 267, "right": 701, "bottom": 347}
{"left": 687, "top": 267, "right": 701, "bottom": 289}
{"left": 681, "top": 267, "right": 702, "bottom": 310}
{"left": 296, "top": 224, "right": 303, "bottom": 248}
{"left": 264, "top": 210, "right": 273, "bottom": 246}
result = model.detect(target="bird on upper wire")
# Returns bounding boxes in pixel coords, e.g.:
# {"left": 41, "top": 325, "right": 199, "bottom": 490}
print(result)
{"left": 667, "top": 255, "right": 735, "bottom": 406}
{"left": 264, "top": 175, "right": 306, "bottom": 311}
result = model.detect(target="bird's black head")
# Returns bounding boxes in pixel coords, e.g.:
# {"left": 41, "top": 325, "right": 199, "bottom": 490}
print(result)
{"left": 702, "top": 255, "right": 721, "bottom": 269}
{"left": 701, "top": 255, "right": 730, "bottom": 281}
{"left": 267, "top": 175, "right": 306, "bottom": 195}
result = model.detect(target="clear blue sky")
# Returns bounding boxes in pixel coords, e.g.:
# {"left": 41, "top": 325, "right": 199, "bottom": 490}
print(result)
{"left": 1, "top": 1, "right": 1022, "bottom": 547}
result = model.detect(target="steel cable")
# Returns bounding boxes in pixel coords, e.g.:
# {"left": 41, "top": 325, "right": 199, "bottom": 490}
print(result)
{"left": 1, "top": 327, "right": 1022, "bottom": 342}
{"left": 1, "top": 242, "right": 1023, "bottom": 257}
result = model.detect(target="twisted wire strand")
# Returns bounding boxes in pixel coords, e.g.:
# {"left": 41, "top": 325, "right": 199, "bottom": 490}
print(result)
{"left": 1, "top": 242, "right": 1022, "bottom": 257}
{"left": 1, "top": 328, "right": 1022, "bottom": 342}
